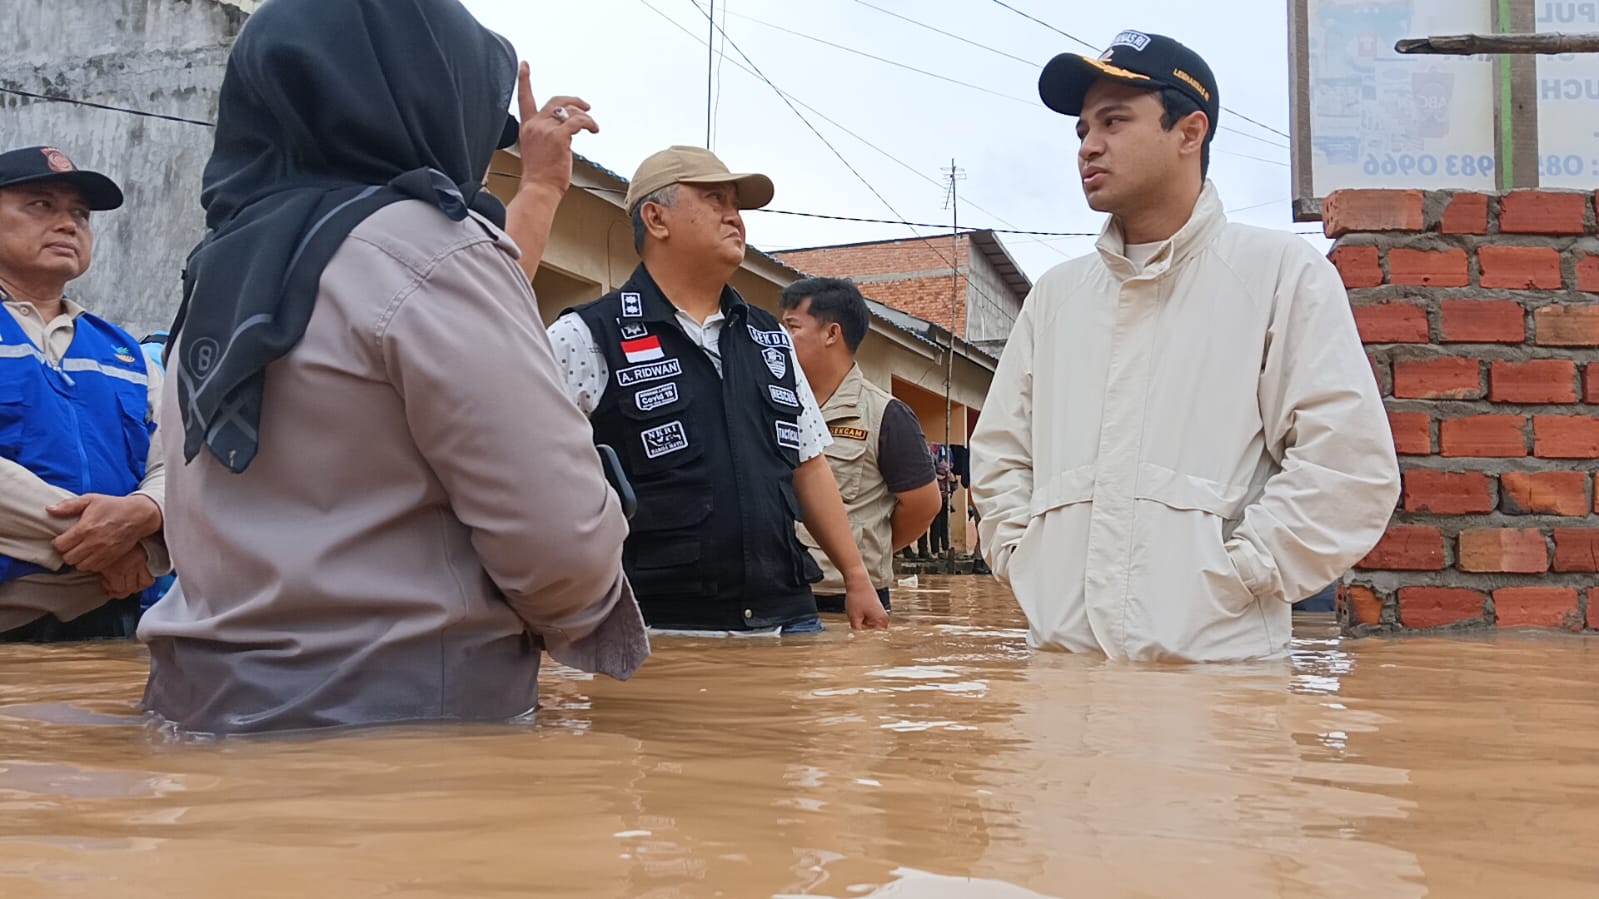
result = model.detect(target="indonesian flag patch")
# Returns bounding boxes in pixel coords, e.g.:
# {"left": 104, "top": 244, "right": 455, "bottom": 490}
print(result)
{"left": 621, "top": 334, "right": 665, "bottom": 364}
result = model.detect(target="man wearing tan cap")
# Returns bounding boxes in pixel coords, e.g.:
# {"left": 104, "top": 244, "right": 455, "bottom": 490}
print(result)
{"left": 546, "top": 146, "right": 889, "bottom": 635}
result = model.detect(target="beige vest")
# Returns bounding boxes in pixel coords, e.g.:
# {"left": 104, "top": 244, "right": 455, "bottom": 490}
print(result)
{"left": 798, "top": 364, "right": 899, "bottom": 592}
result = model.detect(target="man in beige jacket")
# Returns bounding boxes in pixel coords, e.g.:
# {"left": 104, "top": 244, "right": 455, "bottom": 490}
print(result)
{"left": 0, "top": 146, "right": 169, "bottom": 642}
{"left": 971, "top": 31, "right": 1399, "bottom": 662}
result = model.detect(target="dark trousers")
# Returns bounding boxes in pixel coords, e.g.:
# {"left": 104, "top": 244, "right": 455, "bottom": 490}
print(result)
{"left": 0, "top": 596, "right": 143, "bottom": 643}
{"left": 815, "top": 587, "right": 892, "bottom": 614}
{"left": 929, "top": 504, "right": 950, "bottom": 555}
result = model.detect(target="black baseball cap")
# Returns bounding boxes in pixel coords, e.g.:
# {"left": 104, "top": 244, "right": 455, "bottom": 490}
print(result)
{"left": 1038, "top": 31, "right": 1219, "bottom": 129}
{"left": 0, "top": 146, "right": 124, "bottom": 211}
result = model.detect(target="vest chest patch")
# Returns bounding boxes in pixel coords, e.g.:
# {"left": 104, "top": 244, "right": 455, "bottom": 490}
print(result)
{"left": 775, "top": 420, "right": 802, "bottom": 450}
{"left": 621, "top": 334, "right": 664, "bottom": 364}
{"left": 768, "top": 385, "right": 799, "bottom": 408}
{"left": 829, "top": 425, "right": 869, "bottom": 441}
{"left": 620, "top": 322, "right": 648, "bottom": 340}
{"left": 617, "top": 358, "right": 682, "bottom": 387}
{"left": 621, "top": 292, "right": 644, "bottom": 318}
{"left": 762, "top": 347, "right": 787, "bottom": 379}
{"left": 747, "top": 325, "right": 792, "bottom": 349}
{"left": 642, "top": 420, "right": 689, "bottom": 459}
{"left": 635, "top": 382, "right": 679, "bottom": 412}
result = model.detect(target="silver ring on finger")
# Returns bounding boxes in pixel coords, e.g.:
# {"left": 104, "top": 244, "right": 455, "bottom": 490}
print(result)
{"left": 550, "top": 106, "right": 570, "bottom": 123}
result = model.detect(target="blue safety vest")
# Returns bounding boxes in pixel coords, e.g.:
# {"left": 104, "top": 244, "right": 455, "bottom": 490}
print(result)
{"left": 0, "top": 308, "right": 153, "bottom": 582}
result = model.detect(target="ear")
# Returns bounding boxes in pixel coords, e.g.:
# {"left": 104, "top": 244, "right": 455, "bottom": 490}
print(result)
{"left": 824, "top": 321, "right": 843, "bottom": 347}
{"left": 1177, "top": 111, "right": 1209, "bottom": 157}
{"left": 642, "top": 201, "right": 672, "bottom": 242}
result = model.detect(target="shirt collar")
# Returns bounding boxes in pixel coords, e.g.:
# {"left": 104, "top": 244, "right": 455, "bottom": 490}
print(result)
{"left": 1096, "top": 180, "right": 1227, "bottom": 281}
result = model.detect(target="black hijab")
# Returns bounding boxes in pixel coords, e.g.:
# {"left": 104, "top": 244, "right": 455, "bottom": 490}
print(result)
{"left": 169, "top": 0, "right": 519, "bottom": 473}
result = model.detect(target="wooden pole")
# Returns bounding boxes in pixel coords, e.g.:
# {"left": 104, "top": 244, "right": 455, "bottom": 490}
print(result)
{"left": 1396, "top": 32, "right": 1599, "bottom": 55}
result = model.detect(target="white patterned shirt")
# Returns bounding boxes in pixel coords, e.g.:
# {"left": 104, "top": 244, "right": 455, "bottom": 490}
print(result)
{"left": 546, "top": 309, "right": 831, "bottom": 463}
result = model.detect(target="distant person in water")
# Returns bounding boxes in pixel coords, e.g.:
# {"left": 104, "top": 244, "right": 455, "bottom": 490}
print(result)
{"left": 139, "top": 0, "right": 646, "bottom": 735}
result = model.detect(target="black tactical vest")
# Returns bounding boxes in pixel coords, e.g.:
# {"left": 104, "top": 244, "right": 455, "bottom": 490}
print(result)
{"left": 568, "top": 265, "right": 820, "bottom": 630}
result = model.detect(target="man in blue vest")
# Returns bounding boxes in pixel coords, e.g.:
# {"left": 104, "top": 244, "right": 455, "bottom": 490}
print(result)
{"left": 545, "top": 146, "right": 889, "bottom": 634}
{"left": 0, "top": 146, "right": 170, "bottom": 641}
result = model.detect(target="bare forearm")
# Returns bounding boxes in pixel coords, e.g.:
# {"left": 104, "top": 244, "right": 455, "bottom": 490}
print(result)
{"left": 889, "top": 483, "right": 942, "bottom": 550}
{"left": 792, "top": 458, "right": 871, "bottom": 586}
{"left": 504, "top": 183, "right": 565, "bottom": 283}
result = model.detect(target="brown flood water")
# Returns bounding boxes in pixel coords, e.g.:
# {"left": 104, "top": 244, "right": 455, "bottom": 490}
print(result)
{"left": 1, "top": 576, "right": 1597, "bottom": 898}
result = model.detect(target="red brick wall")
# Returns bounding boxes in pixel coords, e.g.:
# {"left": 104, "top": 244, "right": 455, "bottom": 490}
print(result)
{"left": 775, "top": 237, "right": 971, "bottom": 336}
{"left": 1329, "top": 189, "right": 1599, "bottom": 634}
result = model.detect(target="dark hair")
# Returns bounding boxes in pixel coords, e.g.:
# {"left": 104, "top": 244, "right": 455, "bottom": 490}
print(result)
{"left": 629, "top": 184, "right": 679, "bottom": 254}
{"left": 780, "top": 276, "right": 870, "bottom": 352}
{"left": 1158, "top": 87, "right": 1212, "bottom": 179}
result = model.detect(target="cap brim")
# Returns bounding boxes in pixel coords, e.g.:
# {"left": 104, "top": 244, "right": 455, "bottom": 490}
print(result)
{"left": 6, "top": 171, "right": 125, "bottom": 211}
{"left": 679, "top": 172, "right": 774, "bottom": 210}
{"left": 1038, "top": 52, "right": 1158, "bottom": 116}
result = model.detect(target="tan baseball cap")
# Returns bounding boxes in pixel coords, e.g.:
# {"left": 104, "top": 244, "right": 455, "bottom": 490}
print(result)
{"left": 624, "top": 145, "right": 775, "bottom": 212}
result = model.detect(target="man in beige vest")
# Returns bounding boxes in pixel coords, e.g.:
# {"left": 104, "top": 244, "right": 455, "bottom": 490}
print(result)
{"left": 781, "top": 277, "right": 942, "bottom": 613}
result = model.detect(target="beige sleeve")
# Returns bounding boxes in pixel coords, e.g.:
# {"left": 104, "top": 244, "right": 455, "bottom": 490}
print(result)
{"left": 969, "top": 301, "right": 1036, "bottom": 581}
{"left": 378, "top": 238, "right": 648, "bottom": 680}
{"left": 0, "top": 457, "right": 74, "bottom": 570}
{"left": 133, "top": 359, "right": 171, "bottom": 576}
{"left": 1227, "top": 244, "right": 1402, "bottom": 604}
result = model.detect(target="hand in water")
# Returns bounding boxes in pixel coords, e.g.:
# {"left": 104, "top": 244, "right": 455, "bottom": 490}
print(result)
{"left": 846, "top": 580, "right": 890, "bottom": 631}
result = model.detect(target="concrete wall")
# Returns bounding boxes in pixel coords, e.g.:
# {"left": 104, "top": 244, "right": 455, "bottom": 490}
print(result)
{"left": 1324, "top": 188, "right": 1599, "bottom": 635}
{"left": 964, "top": 244, "right": 1021, "bottom": 345}
{"left": 776, "top": 237, "right": 974, "bottom": 337}
{"left": 775, "top": 234, "right": 1024, "bottom": 345}
{"left": 2, "top": 0, "right": 254, "bottom": 337}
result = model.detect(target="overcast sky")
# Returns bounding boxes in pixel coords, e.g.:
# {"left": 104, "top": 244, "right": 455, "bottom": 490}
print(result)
{"left": 461, "top": 0, "right": 1317, "bottom": 281}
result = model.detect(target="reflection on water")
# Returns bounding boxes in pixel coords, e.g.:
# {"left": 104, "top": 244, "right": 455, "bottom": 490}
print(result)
{"left": 1, "top": 577, "right": 1597, "bottom": 897}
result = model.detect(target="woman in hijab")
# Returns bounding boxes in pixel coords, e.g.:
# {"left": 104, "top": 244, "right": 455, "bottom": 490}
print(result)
{"left": 139, "top": 0, "right": 648, "bottom": 735}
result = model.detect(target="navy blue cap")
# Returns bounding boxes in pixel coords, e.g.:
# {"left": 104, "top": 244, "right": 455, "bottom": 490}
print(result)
{"left": 1039, "top": 30, "right": 1219, "bottom": 129}
{"left": 0, "top": 146, "right": 123, "bottom": 211}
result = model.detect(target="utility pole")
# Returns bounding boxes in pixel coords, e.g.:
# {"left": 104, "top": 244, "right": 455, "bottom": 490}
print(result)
{"left": 705, "top": 0, "right": 715, "bottom": 148}
{"left": 942, "top": 159, "right": 965, "bottom": 458}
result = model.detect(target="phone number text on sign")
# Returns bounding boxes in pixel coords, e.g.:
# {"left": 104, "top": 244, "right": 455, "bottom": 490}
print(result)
{"left": 1362, "top": 154, "right": 1599, "bottom": 179}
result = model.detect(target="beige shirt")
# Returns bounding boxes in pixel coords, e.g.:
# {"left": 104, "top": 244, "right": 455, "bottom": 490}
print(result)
{"left": 139, "top": 200, "right": 648, "bottom": 735}
{"left": 972, "top": 183, "right": 1400, "bottom": 662}
{"left": 0, "top": 297, "right": 170, "bottom": 632}
{"left": 797, "top": 364, "right": 899, "bottom": 592}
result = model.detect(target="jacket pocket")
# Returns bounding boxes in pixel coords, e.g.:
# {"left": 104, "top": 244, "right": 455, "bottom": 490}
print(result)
{"left": 821, "top": 433, "right": 868, "bottom": 501}
{"left": 1133, "top": 465, "right": 1258, "bottom": 614}
{"left": 626, "top": 486, "right": 713, "bottom": 597}
{"left": 115, "top": 387, "right": 155, "bottom": 474}
{"left": 1027, "top": 464, "right": 1096, "bottom": 518}
{"left": 998, "top": 465, "right": 1095, "bottom": 582}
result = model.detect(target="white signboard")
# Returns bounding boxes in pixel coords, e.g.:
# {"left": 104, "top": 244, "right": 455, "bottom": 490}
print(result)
{"left": 1535, "top": 1, "right": 1599, "bottom": 186}
{"left": 1304, "top": 0, "right": 1497, "bottom": 196}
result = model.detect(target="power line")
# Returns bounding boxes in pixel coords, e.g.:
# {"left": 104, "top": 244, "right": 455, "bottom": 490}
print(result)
{"left": 849, "top": 0, "right": 1290, "bottom": 152}
{"left": 490, "top": 172, "right": 1100, "bottom": 236}
{"left": 635, "top": 0, "right": 1073, "bottom": 258}
{"left": 988, "top": 0, "right": 1098, "bottom": 53}
{"left": 681, "top": 0, "right": 960, "bottom": 273}
{"left": 0, "top": 87, "right": 216, "bottom": 127}
{"left": 757, "top": 207, "right": 1098, "bottom": 236}
{"left": 849, "top": 0, "right": 1039, "bottom": 67}
{"left": 985, "top": 0, "right": 1294, "bottom": 141}
{"left": 720, "top": 7, "right": 1037, "bottom": 106}
{"left": 725, "top": 6, "right": 1290, "bottom": 152}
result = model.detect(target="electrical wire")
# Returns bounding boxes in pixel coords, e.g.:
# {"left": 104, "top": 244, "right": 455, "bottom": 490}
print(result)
{"left": 985, "top": 0, "right": 1294, "bottom": 140}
